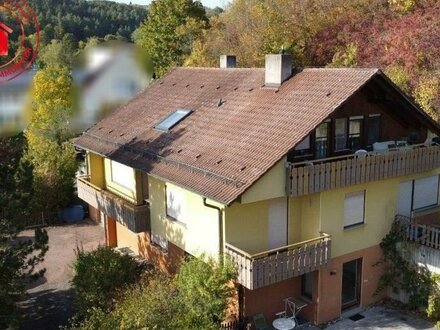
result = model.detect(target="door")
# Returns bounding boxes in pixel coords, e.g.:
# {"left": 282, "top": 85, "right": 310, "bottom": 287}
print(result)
{"left": 341, "top": 258, "right": 362, "bottom": 310}
{"left": 268, "top": 198, "right": 287, "bottom": 249}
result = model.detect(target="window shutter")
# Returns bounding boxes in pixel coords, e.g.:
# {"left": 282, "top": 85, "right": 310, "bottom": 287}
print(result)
{"left": 413, "top": 176, "right": 439, "bottom": 210}
{"left": 398, "top": 181, "right": 413, "bottom": 217}
{"left": 344, "top": 191, "right": 365, "bottom": 227}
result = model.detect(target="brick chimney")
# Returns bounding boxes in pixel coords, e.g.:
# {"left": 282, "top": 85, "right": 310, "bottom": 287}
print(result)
{"left": 220, "top": 55, "right": 236, "bottom": 69}
{"left": 265, "top": 54, "right": 292, "bottom": 86}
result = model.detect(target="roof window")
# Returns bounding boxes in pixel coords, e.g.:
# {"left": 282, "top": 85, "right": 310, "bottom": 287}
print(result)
{"left": 155, "top": 109, "right": 192, "bottom": 132}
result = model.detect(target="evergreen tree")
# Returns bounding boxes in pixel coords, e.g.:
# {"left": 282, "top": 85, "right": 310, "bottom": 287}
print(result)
{"left": 0, "top": 134, "right": 48, "bottom": 328}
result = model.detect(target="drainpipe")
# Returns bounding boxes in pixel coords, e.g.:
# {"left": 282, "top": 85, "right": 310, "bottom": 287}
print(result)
{"left": 203, "top": 197, "right": 224, "bottom": 259}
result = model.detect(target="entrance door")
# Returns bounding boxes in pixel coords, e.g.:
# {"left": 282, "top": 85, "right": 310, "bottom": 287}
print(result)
{"left": 341, "top": 258, "right": 362, "bottom": 310}
{"left": 268, "top": 198, "right": 287, "bottom": 249}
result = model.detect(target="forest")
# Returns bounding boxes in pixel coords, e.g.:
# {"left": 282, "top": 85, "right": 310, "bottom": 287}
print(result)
{"left": 29, "top": 0, "right": 147, "bottom": 42}
{"left": 179, "top": 0, "right": 440, "bottom": 120}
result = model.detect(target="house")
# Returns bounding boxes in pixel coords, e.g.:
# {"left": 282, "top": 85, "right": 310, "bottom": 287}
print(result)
{"left": 0, "top": 43, "right": 150, "bottom": 135}
{"left": 0, "top": 70, "right": 36, "bottom": 134}
{"left": 73, "top": 44, "right": 151, "bottom": 131}
{"left": 0, "top": 22, "right": 12, "bottom": 56}
{"left": 74, "top": 54, "right": 440, "bottom": 326}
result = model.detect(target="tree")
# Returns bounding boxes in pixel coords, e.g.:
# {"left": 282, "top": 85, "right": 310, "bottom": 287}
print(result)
{"left": 0, "top": 134, "right": 48, "bottom": 328}
{"left": 38, "top": 34, "right": 78, "bottom": 67}
{"left": 133, "top": 0, "right": 209, "bottom": 77}
{"left": 71, "top": 256, "right": 236, "bottom": 330}
{"left": 70, "top": 246, "right": 143, "bottom": 319}
{"left": 25, "top": 66, "right": 77, "bottom": 213}
{"left": 175, "top": 256, "right": 236, "bottom": 328}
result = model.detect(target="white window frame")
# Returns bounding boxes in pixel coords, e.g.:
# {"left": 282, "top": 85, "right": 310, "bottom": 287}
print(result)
{"left": 344, "top": 190, "right": 366, "bottom": 229}
{"left": 110, "top": 160, "right": 134, "bottom": 189}
{"left": 400, "top": 175, "right": 440, "bottom": 213}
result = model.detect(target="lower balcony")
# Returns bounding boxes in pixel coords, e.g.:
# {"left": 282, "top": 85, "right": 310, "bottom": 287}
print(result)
{"left": 225, "top": 233, "right": 331, "bottom": 290}
{"left": 77, "top": 176, "right": 150, "bottom": 233}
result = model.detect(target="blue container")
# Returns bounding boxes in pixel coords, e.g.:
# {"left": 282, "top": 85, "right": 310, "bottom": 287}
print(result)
{"left": 58, "top": 205, "right": 85, "bottom": 223}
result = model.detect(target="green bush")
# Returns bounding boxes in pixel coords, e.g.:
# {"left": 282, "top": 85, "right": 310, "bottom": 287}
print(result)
{"left": 72, "top": 256, "right": 236, "bottom": 330}
{"left": 70, "top": 246, "right": 142, "bottom": 319}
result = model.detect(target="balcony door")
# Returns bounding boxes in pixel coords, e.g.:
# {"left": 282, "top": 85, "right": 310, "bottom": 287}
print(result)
{"left": 268, "top": 198, "right": 288, "bottom": 249}
{"left": 341, "top": 258, "right": 362, "bottom": 310}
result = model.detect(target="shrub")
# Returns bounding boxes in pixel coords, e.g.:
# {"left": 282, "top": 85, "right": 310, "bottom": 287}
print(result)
{"left": 72, "top": 255, "right": 236, "bottom": 330}
{"left": 70, "top": 246, "right": 142, "bottom": 319}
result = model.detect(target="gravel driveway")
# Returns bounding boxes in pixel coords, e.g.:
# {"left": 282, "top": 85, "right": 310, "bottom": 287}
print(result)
{"left": 19, "top": 220, "right": 104, "bottom": 330}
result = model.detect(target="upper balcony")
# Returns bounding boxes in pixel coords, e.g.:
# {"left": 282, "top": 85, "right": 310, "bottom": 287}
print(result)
{"left": 225, "top": 233, "right": 331, "bottom": 290}
{"left": 287, "top": 144, "right": 440, "bottom": 197}
{"left": 77, "top": 176, "right": 150, "bottom": 233}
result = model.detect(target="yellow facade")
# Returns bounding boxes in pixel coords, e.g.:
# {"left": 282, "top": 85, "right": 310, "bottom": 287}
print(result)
{"left": 224, "top": 194, "right": 322, "bottom": 254}
{"left": 85, "top": 150, "right": 440, "bottom": 262}
{"left": 87, "top": 152, "right": 105, "bottom": 188}
{"left": 240, "top": 158, "right": 286, "bottom": 204}
{"left": 320, "top": 169, "right": 440, "bottom": 258}
{"left": 148, "top": 176, "right": 223, "bottom": 258}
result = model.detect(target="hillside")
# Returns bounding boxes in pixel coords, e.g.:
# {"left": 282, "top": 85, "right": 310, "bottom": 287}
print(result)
{"left": 185, "top": 0, "right": 440, "bottom": 120}
{"left": 28, "top": 0, "right": 147, "bottom": 42}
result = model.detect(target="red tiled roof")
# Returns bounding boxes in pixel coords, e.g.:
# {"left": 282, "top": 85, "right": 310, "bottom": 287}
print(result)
{"left": 75, "top": 67, "right": 384, "bottom": 204}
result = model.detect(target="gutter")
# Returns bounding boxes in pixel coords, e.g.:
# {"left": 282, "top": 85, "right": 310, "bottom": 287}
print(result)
{"left": 203, "top": 197, "right": 224, "bottom": 259}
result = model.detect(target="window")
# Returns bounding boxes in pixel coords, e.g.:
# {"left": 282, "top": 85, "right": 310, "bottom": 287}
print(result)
{"left": 335, "top": 118, "right": 347, "bottom": 151}
{"left": 367, "top": 114, "right": 380, "bottom": 145}
{"left": 398, "top": 176, "right": 440, "bottom": 215}
{"left": 110, "top": 160, "right": 133, "bottom": 189}
{"left": 348, "top": 117, "right": 363, "bottom": 151}
{"left": 315, "top": 122, "right": 329, "bottom": 158}
{"left": 301, "top": 272, "right": 313, "bottom": 300}
{"left": 344, "top": 190, "right": 365, "bottom": 228}
{"left": 295, "top": 135, "right": 310, "bottom": 151}
{"left": 414, "top": 176, "right": 439, "bottom": 210}
{"left": 155, "top": 109, "right": 192, "bottom": 132}
{"left": 166, "top": 184, "right": 186, "bottom": 224}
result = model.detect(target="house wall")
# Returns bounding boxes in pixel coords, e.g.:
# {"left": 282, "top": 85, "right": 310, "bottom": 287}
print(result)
{"left": 320, "top": 168, "right": 440, "bottom": 258}
{"left": 330, "top": 87, "right": 427, "bottom": 146}
{"left": 87, "top": 152, "right": 105, "bottom": 188}
{"left": 240, "top": 158, "right": 286, "bottom": 204}
{"left": 225, "top": 194, "right": 322, "bottom": 254}
{"left": 148, "top": 176, "right": 223, "bottom": 259}
{"left": 317, "top": 244, "right": 387, "bottom": 324}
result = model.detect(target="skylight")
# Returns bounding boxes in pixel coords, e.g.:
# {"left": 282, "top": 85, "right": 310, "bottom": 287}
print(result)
{"left": 155, "top": 109, "right": 192, "bottom": 132}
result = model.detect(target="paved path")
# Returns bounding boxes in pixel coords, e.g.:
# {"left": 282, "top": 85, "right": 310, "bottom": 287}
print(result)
{"left": 19, "top": 220, "right": 104, "bottom": 330}
{"left": 305, "top": 305, "right": 435, "bottom": 330}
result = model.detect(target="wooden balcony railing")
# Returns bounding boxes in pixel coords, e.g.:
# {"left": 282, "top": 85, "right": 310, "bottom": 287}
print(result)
{"left": 396, "top": 212, "right": 440, "bottom": 250}
{"left": 225, "top": 233, "right": 331, "bottom": 290}
{"left": 77, "top": 176, "right": 150, "bottom": 233}
{"left": 287, "top": 145, "right": 440, "bottom": 197}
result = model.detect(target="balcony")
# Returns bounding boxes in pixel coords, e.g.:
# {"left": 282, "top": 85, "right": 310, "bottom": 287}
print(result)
{"left": 397, "top": 207, "right": 440, "bottom": 250}
{"left": 287, "top": 144, "right": 440, "bottom": 197}
{"left": 225, "top": 233, "right": 331, "bottom": 290}
{"left": 77, "top": 176, "right": 150, "bottom": 233}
